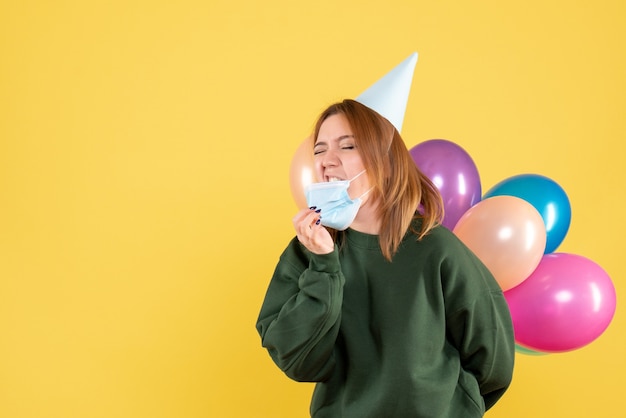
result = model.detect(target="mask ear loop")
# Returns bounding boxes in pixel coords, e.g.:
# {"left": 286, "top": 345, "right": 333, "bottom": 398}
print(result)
{"left": 346, "top": 169, "right": 372, "bottom": 201}
{"left": 361, "top": 129, "right": 392, "bottom": 203}
{"left": 348, "top": 169, "right": 367, "bottom": 182}
{"left": 357, "top": 186, "right": 374, "bottom": 200}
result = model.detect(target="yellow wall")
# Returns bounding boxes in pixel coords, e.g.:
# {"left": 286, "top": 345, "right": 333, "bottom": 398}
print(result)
{"left": 1, "top": 1, "right": 624, "bottom": 417}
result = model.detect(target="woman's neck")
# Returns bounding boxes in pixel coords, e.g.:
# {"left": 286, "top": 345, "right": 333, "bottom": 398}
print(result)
{"left": 350, "top": 199, "right": 381, "bottom": 235}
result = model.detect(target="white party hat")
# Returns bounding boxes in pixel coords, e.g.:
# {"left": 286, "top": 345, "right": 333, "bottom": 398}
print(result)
{"left": 355, "top": 52, "right": 418, "bottom": 132}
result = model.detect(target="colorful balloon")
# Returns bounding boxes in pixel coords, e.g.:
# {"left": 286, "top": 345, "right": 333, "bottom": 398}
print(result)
{"left": 483, "top": 174, "right": 571, "bottom": 253}
{"left": 504, "top": 253, "right": 617, "bottom": 353}
{"left": 289, "top": 136, "right": 315, "bottom": 209}
{"left": 409, "top": 139, "right": 481, "bottom": 230}
{"left": 453, "top": 195, "right": 546, "bottom": 291}
{"left": 515, "top": 344, "right": 547, "bottom": 356}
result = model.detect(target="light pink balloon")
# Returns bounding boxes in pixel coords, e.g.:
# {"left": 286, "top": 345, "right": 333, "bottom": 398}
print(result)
{"left": 453, "top": 196, "right": 546, "bottom": 291}
{"left": 289, "top": 137, "right": 315, "bottom": 209}
{"left": 504, "top": 253, "right": 616, "bottom": 353}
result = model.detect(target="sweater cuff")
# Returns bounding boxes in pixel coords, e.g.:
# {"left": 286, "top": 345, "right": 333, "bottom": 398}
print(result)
{"left": 308, "top": 246, "right": 340, "bottom": 273}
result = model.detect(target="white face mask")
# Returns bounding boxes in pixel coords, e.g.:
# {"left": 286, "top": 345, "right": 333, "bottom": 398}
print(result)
{"left": 304, "top": 170, "right": 370, "bottom": 230}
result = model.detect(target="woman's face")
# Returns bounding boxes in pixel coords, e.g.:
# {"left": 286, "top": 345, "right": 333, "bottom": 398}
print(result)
{"left": 313, "top": 113, "right": 370, "bottom": 199}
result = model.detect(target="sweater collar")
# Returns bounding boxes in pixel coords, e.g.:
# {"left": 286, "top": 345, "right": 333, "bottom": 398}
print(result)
{"left": 344, "top": 228, "right": 380, "bottom": 250}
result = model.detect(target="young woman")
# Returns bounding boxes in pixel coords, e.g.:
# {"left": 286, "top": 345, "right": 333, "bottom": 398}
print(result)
{"left": 256, "top": 99, "right": 515, "bottom": 417}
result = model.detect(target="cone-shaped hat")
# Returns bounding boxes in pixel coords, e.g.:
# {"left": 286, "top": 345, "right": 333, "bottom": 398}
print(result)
{"left": 356, "top": 52, "right": 418, "bottom": 132}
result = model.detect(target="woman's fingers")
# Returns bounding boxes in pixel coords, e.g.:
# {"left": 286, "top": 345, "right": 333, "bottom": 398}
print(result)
{"left": 292, "top": 207, "right": 333, "bottom": 254}
{"left": 293, "top": 207, "right": 321, "bottom": 231}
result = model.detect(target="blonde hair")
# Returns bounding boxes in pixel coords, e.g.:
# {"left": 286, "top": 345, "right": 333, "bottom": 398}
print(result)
{"left": 312, "top": 99, "right": 444, "bottom": 261}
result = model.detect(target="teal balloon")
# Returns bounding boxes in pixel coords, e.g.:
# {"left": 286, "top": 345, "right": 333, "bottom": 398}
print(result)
{"left": 483, "top": 174, "right": 571, "bottom": 253}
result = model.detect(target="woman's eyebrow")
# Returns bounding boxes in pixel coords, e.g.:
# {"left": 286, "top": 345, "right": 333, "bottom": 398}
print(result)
{"left": 315, "top": 134, "right": 354, "bottom": 147}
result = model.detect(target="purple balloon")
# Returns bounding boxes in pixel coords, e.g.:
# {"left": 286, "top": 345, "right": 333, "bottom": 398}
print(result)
{"left": 504, "top": 253, "right": 616, "bottom": 353}
{"left": 410, "top": 139, "right": 481, "bottom": 229}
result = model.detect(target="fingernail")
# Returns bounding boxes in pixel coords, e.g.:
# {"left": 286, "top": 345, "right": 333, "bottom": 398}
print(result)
{"left": 315, "top": 208, "right": 321, "bottom": 213}
{"left": 315, "top": 219, "right": 321, "bottom": 225}
{"left": 309, "top": 206, "right": 317, "bottom": 210}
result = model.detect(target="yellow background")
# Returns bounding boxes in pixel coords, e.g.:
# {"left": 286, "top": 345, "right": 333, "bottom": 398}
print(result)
{"left": 1, "top": 1, "right": 624, "bottom": 417}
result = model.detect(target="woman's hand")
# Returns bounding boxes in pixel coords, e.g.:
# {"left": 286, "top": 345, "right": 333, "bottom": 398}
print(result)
{"left": 293, "top": 207, "right": 334, "bottom": 255}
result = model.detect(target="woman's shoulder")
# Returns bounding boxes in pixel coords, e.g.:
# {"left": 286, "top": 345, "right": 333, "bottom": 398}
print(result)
{"left": 281, "top": 235, "right": 307, "bottom": 257}
{"left": 406, "top": 223, "right": 475, "bottom": 257}
{"left": 277, "top": 236, "right": 311, "bottom": 269}
{"left": 412, "top": 222, "right": 461, "bottom": 245}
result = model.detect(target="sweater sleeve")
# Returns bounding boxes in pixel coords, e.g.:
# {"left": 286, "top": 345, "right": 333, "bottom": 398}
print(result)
{"left": 444, "top": 243, "right": 516, "bottom": 411}
{"left": 447, "top": 289, "right": 515, "bottom": 410}
{"left": 256, "top": 239, "right": 345, "bottom": 382}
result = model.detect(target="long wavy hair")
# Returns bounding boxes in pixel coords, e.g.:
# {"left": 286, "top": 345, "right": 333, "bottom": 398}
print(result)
{"left": 312, "top": 99, "right": 444, "bottom": 261}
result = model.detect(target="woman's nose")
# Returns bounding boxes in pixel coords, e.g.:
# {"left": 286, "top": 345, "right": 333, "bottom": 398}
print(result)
{"left": 321, "top": 149, "right": 339, "bottom": 167}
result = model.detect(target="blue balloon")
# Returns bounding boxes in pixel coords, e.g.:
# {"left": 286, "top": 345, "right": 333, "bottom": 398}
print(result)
{"left": 483, "top": 174, "right": 571, "bottom": 253}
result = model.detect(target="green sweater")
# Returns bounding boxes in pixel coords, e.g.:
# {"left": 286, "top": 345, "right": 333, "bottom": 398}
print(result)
{"left": 256, "top": 225, "right": 515, "bottom": 417}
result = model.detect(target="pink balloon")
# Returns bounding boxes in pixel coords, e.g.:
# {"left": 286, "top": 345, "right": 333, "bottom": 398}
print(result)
{"left": 453, "top": 196, "right": 546, "bottom": 291}
{"left": 504, "top": 253, "right": 617, "bottom": 353}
